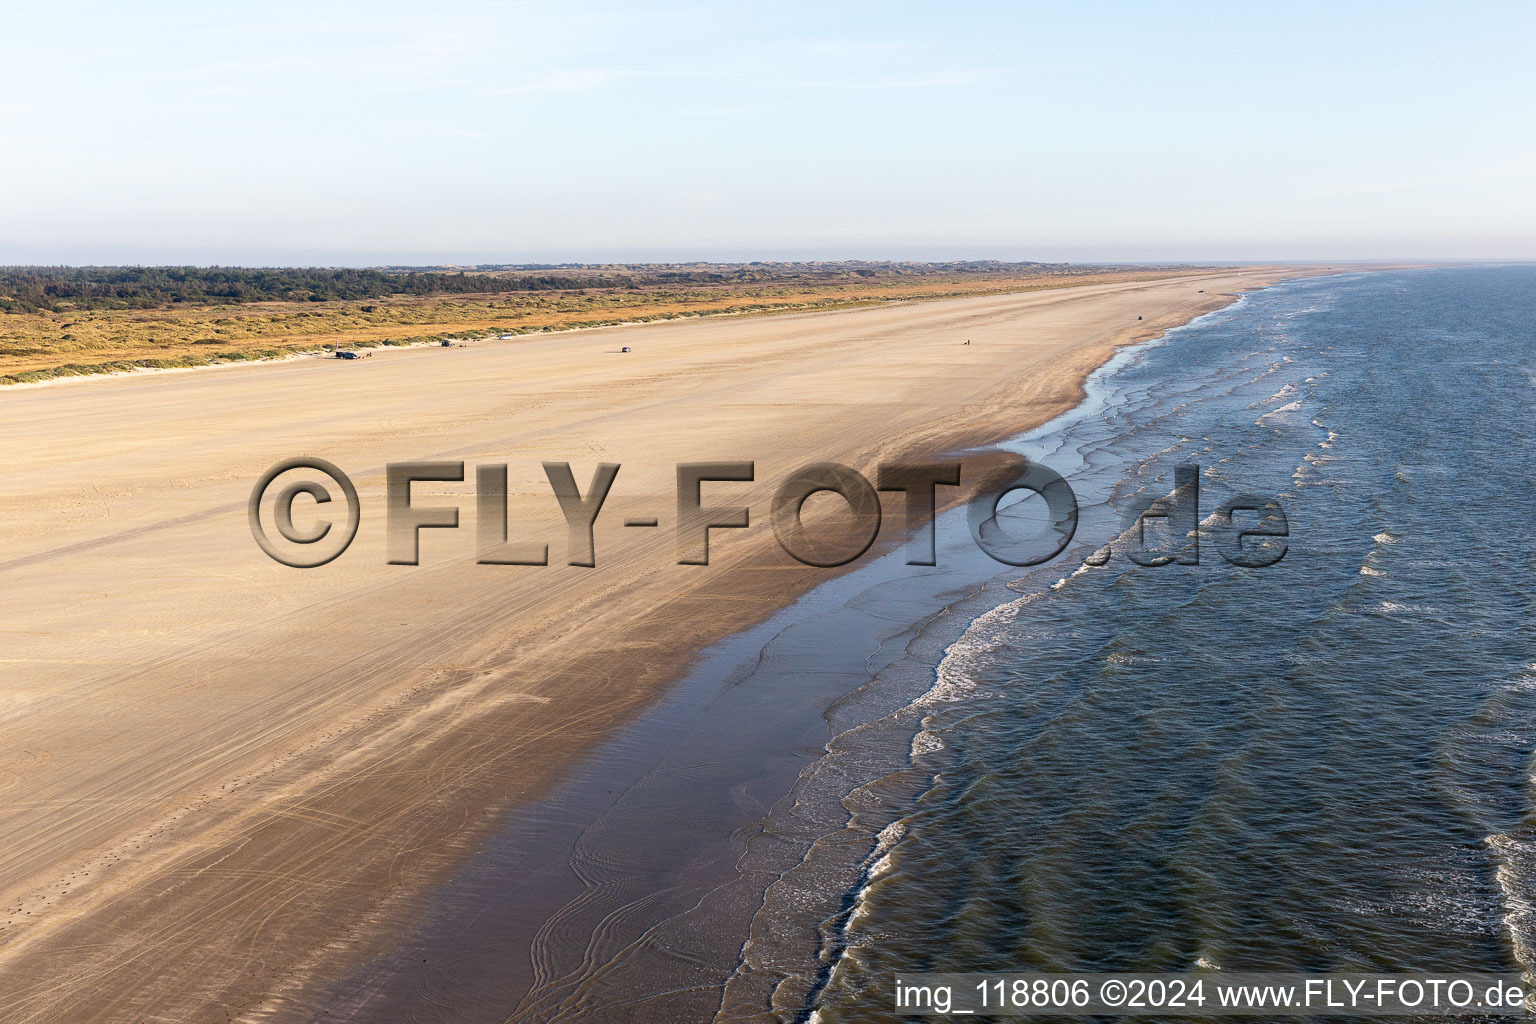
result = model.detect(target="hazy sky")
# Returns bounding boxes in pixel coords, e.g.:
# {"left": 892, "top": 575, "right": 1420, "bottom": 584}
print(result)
{"left": 5, "top": 1, "right": 1534, "bottom": 265}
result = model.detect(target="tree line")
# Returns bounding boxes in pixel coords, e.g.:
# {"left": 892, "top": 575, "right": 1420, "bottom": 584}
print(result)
{"left": 0, "top": 266, "right": 637, "bottom": 313}
{"left": 0, "top": 261, "right": 1106, "bottom": 314}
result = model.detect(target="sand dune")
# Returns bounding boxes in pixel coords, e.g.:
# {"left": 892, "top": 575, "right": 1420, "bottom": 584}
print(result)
{"left": 0, "top": 268, "right": 1294, "bottom": 1022}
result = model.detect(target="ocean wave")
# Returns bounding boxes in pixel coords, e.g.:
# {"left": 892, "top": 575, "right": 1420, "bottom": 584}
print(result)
{"left": 1258, "top": 400, "right": 1303, "bottom": 426}
{"left": 1364, "top": 600, "right": 1428, "bottom": 616}
{"left": 840, "top": 821, "right": 912, "bottom": 945}
{"left": 910, "top": 729, "right": 945, "bottom": 757}
{"left": 1485, "top": 832, "right": 1536, "bottom": 980}
{"left": 1052, "top": 556, "right": 1107, "bottom": 590}
{"left": 1264, "top": 381, "right": 1301, "bottom": 404}
{"left": 914, "top": 593, "right": 1041, "bottom": 708}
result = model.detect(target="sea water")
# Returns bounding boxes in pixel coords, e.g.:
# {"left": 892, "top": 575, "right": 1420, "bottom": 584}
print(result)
{"left": 792, "top": 265, "right": 1536, "bottom": 1021}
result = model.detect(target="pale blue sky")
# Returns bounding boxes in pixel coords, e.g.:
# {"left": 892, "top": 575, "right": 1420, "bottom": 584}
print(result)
{"left": 4, "top": 1, "right": 1533, "bottom": 264}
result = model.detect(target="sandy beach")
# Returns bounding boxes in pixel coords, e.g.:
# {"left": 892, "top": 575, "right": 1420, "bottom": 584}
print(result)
{"left": 0, "top": 268, "right": 1296, "bottom": 1022}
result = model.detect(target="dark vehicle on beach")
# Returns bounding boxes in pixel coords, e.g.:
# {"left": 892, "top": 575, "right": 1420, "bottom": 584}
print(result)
{"left": 335, "top": 350, "right": 360, "bottom": 359}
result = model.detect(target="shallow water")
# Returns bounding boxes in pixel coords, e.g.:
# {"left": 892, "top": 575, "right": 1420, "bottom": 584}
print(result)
{"left": 319, "top": 266, "right": 1536, "bottom": 1023}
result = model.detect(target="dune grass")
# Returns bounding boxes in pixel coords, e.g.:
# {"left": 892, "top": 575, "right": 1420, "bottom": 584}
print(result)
{"left": 0, "top": 267, "right": 1203, "bottom": 385}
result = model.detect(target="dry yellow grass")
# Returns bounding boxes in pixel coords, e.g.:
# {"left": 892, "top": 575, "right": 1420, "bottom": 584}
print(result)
{"left": 0, "top": 268, "right": 1213, "bottom": 383}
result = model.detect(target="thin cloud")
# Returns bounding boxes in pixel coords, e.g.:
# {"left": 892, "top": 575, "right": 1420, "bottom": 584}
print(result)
{"left": 485, "top": 68, "right": 625, "bottom": 95}
{"left": 787, "top": 70, "right": 981, "bottom": 89}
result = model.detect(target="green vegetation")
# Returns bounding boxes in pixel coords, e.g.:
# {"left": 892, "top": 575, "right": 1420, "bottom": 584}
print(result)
{"left": 0, "top": 261, "right": 1125, "bottom": 315}
{"left": 0, "top": 266, "right": 598, "bottom": 313}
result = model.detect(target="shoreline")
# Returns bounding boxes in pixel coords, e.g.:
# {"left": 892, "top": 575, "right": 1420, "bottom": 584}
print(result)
{"left": 307, "top": 281, "right": 1287, "bottom": 1022}
{"left": 261, "top": 273, "right": 1310, "bottom": 1021}
{"left": 0, "top": 267, "right": 1315, "bottom": 1022}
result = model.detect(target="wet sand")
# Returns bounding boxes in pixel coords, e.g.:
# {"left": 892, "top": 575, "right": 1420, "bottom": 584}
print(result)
{"left": 317, "top": 496, "right": 1026, "bottom": 1023}
{"left": 0, "top": 268, "right": 1295, "bottom": 1022}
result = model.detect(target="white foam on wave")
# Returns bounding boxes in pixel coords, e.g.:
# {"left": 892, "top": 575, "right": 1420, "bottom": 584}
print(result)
{"left": 910, "top": 728, "right": 945, "bottom": 757}
{"left": 1368, "top": 600, "right": 1425, "bottom": 616}
{"left": 1258, "top": 400, "right": 1303, "bottom": 426}
{"left": 1360, "top": 566, "right": 1386, "bottom": 577}
{"left": 1052, "top": 557, "right": 1105, "bottom": 590}
{"left": 842, "top": 819, "right": 911, "bottom": 935}
{"left": 914, "top": 592, "right": 1042, "bottom": 708}
{"left": 1481, "top": 664, "right": 1536, "bottom": 988}
{"left": 1373, "top": 531, "right": 1399, "bottom": 545}
{"left": 1265, "top": 381, "right": 1300, "bottom": 404}
{"left": 1486, "top": 833, "right": 1536, "bottom": 983}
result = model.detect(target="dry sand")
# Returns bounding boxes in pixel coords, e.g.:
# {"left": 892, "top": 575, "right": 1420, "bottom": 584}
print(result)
{"left": 0, "top": 267, "right": 1299, "bottom": 1022}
